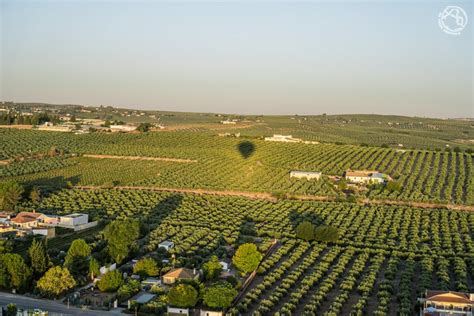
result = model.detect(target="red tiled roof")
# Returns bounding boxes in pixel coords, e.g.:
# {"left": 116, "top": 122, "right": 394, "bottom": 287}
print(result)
{"left": 11, "top": 216, "right": 37, "bottom": 223}
{"left": 15, "top": 211, "right": 43, "bottom": 219}
{"left": 11, "top": 212, "right": 43, "bottom": 224}
{"left": 426, "top": 291, "right": 473, "bottom": 305}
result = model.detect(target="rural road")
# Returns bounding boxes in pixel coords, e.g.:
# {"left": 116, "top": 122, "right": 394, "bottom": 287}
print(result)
{"left": 0, "top": 292, "right": 123, "bottom": 315}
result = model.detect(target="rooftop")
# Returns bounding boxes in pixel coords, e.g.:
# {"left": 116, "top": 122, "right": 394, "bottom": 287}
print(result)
{"left": 159, "top": 240, "right": 174, "bottom": 246}
{"left": 425, "top": 290, "right": 473, "bottom": 305}
{"left": 11, "top": 212, "right": 43, "bottom": 223}
{"left": 62, "top": 213, "right": 87, "bottom": 218}
{"left": 163, "top": 268, "right": 197, "bottom": 279}
{"left": 346, "top": 170, "right": 380, "bottom": 177}
{"left": 290, "top": 171, "right": 321, "bottom": 175}
{"left": 130, "top": 292, "right": 156, "bottom": 304}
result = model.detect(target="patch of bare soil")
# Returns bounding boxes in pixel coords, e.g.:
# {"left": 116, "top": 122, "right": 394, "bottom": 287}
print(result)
{"left": 83, "top": 154, "right": 197, "bottom": 163}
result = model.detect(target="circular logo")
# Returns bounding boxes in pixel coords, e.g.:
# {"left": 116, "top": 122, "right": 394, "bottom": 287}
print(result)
{"left": 438, "top": 6, "right": 468, "bottom": 35}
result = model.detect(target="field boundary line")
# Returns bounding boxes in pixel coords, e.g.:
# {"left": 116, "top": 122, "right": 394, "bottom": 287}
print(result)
{"left": 73, "top": 185, "right": 474, "bottom": 211}
{"left": 82, "top": 154, "right": 197, "bottom": 163}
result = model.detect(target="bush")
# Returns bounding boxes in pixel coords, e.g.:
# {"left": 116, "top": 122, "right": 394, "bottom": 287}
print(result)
{"left": 97, "top": 270, "right": 123, "bottom": 292}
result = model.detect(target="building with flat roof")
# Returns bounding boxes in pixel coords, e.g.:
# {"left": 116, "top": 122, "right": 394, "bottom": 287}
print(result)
{"left": 290, "top": 171, "right": 322, "bottom": 180}
{"left": 158, "top": 240, "right": 175, "bottom": 251}
{"left": 345, "top": 170, "right": 390, "bottom": 184}
{"left": 264, "top": 134, "right": 302, "bottom": 143}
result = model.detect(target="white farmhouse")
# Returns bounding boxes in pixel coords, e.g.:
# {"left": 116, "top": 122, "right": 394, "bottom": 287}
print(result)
{"left": 110, "top": 125, "right": 137, "bottom": 132}
{"left": 290, "top": 171, "right": 322, "bottom": 180}
{"left": 220, "top": 120, "right": 236, "bottom": 125}
{"left": 345, "top": 170, "right": 389, "bottom": 184}
{"left": 264, "top": 134, "right": 302, "bottom": 143}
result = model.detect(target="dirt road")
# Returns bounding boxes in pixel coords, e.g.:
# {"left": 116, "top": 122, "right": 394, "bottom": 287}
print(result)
{"left": 74, "top": 185, "right": 474, "bottom": 211}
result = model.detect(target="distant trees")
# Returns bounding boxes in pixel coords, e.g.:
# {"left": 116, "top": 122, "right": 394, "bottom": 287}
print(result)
{"left": 133, "top": 257, "right": 159, "bottom": 278}
{"left": 202, "top": 255, "right": 223, "bottom": 281}
{"left": 0, "top": 181, "right": 24, "bottom": 212}
{"left": 167, "top": 284, "right": 198, "bottom": 308}
{"left": 36, "top": 266, "right": 76, "bottom": 298}
{"left": 202, "top": 281, "right": 237, "bottom": 310}
{"left": 97, "top": 270, "right": 123, "bottom": 292}
{"left": 103, "top": 219, "right": 140, "bottom": 264}
{"left": 232, "top": 243, "right": 262, "bottom": 274}
{"left": 0, "top": 112, "right": 59, "bottom": 126}
{"left": 137, "top": 123, "right": 152, "bottom": 132}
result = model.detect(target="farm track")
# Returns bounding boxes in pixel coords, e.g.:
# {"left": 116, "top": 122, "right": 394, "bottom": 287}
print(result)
{"left": 82, "top": 154, "right": 197, "bottom": 163}
{"left": 73, "top": 185, "right": 474, "bottom": 211}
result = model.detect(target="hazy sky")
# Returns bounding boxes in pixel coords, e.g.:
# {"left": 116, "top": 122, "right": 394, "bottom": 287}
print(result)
{"left": 1, "top": 1, "right": 472, "bottom": 117}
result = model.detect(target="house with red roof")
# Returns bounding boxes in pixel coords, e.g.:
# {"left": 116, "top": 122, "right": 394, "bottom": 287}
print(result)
{"left": 10, "top": 211, "right": 45, "bottom": 229}
{"left": 419, "top": 290, "right": 473, "bottom": 316}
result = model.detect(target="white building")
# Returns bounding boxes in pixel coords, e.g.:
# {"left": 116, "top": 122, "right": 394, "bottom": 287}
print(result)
{"left": 58, "top": 213, "right": 89, "bottom": 228}
{"left": 158, "top": 240, "right": 175, "bottom": 251}
{"left": 345, "top": 170, "right": 388, "bottom": 184}
{"left": 419, "top": 290, "right": 473, "bottom": 316}
{"left": 0, "top": 213, "right": 10, "bottom": 224}
{"left": 37, "top": 123, "right": 73, "bottom": 132}
{"left": 290, "top": 171, "right": 322, "bottom": 180}
{"left": 167, "top": 306, "right": 189, "bottom": 316}
{"left": 99, "top": 263, "right": 117, "bottom": 275}
{"left": 200, "top": 310, "right": 223, "bottom": 316}
{"left": 43, "top": 213, "right": 96, "bottom": 231}
{"left": 110, "top": 125, "right": 137, "bottom": 132}
{"left": 264, "top": 134, "right": 302, "bottom": 143}
{"left": 31, "top": 227, "right": 55, "bottom": 239}
{"left": 219, "top": 261, "right": 230, "bottom": 272}
{"left": 220, "top": 120, "right": 236, "bottom": 125}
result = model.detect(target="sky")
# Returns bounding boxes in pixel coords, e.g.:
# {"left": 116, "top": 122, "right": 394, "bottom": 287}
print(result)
{"left": 1, "top": 1, "right": 472, "bottom": 117}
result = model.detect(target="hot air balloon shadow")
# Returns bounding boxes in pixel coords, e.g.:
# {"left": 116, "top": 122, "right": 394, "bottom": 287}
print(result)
{"left": 237, "top": 141, "right": 255, "bottom": 159}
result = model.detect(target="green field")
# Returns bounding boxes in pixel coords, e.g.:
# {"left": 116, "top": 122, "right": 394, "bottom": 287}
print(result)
{"left": 1, "top": 111, "right": 473, "bottom": 315}
{"left": 2, "top": 128, "right": 473, "bottom": 204}
{"left": 30, "top": 189, "right": 474, "bottom": 315}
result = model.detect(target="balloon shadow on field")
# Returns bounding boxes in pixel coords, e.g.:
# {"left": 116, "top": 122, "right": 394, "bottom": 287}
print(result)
{"left": 289, "top": 209, "right": 325, "bottom": 232}
{"left": 237, "top": 141, "right": 255, "bottom": 159}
